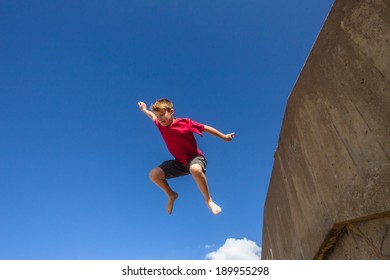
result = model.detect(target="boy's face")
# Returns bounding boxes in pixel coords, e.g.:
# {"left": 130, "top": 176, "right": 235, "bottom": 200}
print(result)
{"left": 154, "top": 109, "right": 174, "bottom": 126}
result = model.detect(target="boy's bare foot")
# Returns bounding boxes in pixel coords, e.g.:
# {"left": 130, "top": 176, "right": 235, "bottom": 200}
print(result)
{"left": 207, "top": 199, "right": 222, "bottom": 215}
{"left": 166, "top": 192, "right": 179, "bottom": 215}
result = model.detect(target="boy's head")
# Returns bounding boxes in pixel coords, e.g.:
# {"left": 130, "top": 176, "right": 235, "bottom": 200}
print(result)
{"left": 150, "top": 98, "right": 174, "bottom": 112}
{"left": 151, "top": 98, "right": 175, "bottom": 126}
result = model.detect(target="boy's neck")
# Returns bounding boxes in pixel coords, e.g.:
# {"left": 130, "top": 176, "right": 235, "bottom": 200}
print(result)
{"left": 168, "top": 117, "right": 175, "bottom": 126}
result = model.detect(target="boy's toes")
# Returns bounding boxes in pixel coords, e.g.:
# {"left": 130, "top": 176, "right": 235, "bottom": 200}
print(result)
{"left": 207, "top": 200, "right": 222, "bottom": 215}
{"left": 166, "top": 192, "right": 179, "bottom": 215}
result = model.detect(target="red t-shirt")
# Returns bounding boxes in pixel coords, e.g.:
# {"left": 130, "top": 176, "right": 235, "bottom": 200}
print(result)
{"left": 154, "top": 117, "right": 205, "bottom": 166}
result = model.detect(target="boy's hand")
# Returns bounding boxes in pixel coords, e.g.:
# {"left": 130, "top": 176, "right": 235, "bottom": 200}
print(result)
{"left": 223, "top": 132, "right": 235, "bottom": 142}
{"left": 138, "top": 101, "right": 156, "bottom": 121}
{"left": 138, "top": 101, "right": 147, "bottom": 111}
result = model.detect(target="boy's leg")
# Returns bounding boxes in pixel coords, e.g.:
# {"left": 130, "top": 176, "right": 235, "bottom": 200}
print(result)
{"left": 149, "top": 167, "right": 178, "bottom": 215}
{"left": 189, "top": 163, "right": 222, "bottom": 215}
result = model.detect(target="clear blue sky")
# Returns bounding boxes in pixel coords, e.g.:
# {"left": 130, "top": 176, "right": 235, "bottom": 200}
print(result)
{"left": 0, "top": 0, "right": 333, "bottom": 259}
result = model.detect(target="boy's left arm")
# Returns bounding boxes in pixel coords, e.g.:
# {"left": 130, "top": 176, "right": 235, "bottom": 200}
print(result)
{"left": 203, "top": 125, "right": 235, "bottom": 142}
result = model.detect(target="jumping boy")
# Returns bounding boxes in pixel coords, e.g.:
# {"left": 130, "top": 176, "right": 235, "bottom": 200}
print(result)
{"left": 138, "top": 99, "right": 235, "bottom": 215}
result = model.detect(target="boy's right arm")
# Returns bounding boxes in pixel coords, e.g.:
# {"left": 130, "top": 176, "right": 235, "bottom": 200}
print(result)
{"left": 138, "top": 101, "right": 156, "bottom": 121}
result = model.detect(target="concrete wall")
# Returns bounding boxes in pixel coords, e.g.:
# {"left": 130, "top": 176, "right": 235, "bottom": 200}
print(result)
{"left": 261, "top": 0, "right": 390, "bottom": 259}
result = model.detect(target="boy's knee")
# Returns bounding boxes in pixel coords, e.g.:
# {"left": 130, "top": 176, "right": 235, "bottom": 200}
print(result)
{"left": 189, "top": 164, "right": 204, "bottom": 176}
{"left": 149, "top": 167, "right": 165, "bottom": 181}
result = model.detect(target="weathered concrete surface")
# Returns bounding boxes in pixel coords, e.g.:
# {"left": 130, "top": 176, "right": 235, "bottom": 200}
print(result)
{"left": 321, "top": 214, "right": 390, "bottom": 259}
{"left": 261, "top": 0, "right": 390, "bottom": 259}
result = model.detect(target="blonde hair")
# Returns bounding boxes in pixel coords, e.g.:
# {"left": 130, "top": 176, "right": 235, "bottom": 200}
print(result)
{"left": 150, "top": 98, "right": 174, "bottom": 112}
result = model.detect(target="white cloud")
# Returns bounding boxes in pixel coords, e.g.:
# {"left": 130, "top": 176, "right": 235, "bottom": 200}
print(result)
{"left": 205, "top": 238, "right": 262, "bottom": 260}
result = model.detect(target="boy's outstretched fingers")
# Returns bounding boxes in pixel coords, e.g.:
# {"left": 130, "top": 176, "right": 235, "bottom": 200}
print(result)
{"left": 138, "top": 101, "right": 146, "bottom": 110}
{"left": 225, "top": 132, "right": 235, "bottom": 141}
